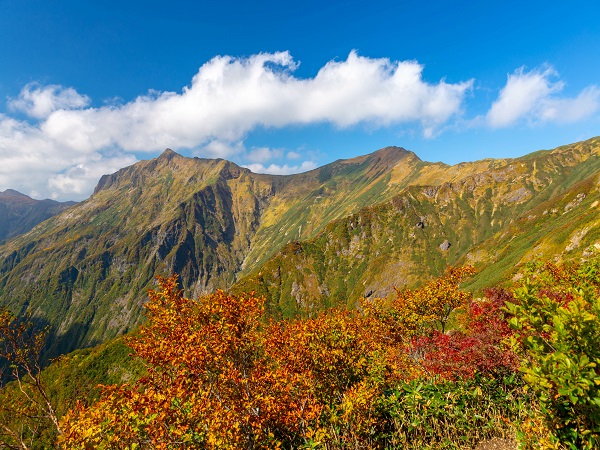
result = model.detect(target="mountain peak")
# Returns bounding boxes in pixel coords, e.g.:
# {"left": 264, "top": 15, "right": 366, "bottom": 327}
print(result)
{"left": 340, "top": 145, "right": 419, "bottom": 166}
{"left": 372, "top": 145, "right": 420, "bottom": 163}
{"left": 157, "top": 148, "right": 180, "bottom": 161}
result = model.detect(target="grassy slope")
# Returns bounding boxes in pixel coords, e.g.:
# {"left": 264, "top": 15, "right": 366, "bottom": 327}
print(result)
{"left": 233, "top": 137, "right": 600, "bottom": 317}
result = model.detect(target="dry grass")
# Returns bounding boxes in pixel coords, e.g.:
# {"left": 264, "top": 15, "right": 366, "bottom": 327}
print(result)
{"left": 475, "top": 437, "right": 518, "bottom": 450}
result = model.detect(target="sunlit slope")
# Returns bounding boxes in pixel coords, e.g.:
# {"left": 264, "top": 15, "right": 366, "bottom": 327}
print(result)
{"left": 233, "top": 137, "right": 600, "bottom": 317}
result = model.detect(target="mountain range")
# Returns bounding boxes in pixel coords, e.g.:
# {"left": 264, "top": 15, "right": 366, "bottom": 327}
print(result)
{"left": 0, "top": 189, "right": 75, "bottom": 243}
{"left": 0, "top": 136, "right": 599, "bottom": 358}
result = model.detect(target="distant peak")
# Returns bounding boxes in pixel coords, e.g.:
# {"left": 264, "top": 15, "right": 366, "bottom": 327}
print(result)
{"left": 0, "top": 189, "right": 28, "bottom": 197}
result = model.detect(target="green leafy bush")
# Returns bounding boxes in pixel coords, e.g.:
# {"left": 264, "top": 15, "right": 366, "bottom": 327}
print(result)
{"left": 506, "top": 259, "right": 600, "bottom": 449}
{"left": 380, "top": 374, "right": 529, "bottom": 449}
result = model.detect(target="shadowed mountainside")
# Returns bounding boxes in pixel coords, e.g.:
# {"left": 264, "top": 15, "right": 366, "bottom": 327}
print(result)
{"left": 0, "top": 190, "right": 76, "bottom": 242}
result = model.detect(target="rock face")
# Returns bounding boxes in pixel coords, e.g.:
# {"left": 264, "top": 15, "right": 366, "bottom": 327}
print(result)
{"left": 1, "top": 137, "right": 600, "bottom": 358}
{"left": 0, "top": 190, "right": 76, "bottom": 242}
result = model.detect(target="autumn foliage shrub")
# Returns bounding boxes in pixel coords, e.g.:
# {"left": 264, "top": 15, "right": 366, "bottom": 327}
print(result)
{"left": 60, "top": 277, "right": 406, "bottom": 448}
{"left": 8, "top": 258, "right": 600, "bottom": 449}
{"left": 412, "top": 287, "right": 519, "bottom": 380}
{"left": 60, "top": 267, "right": 493, "bottom": 449}
{"left": 61, "top": 277, "right": 322, "bottom": 448}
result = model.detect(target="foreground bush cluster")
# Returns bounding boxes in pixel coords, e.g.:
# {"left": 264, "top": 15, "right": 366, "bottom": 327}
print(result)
{"left": 1, "top": 259, "right": 600, "bottom": 449}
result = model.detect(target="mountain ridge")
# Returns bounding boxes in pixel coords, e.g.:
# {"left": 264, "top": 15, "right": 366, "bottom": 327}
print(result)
{"left": 232, "top": 137, "right": 600, "bottom": 316}
{"left": 0, "top": 137, "right": 598, "bottom": 359}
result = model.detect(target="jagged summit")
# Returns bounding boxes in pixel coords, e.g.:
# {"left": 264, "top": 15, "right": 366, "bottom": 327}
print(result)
{"left": 93, "top": 148, "right": 228, "bottom": 194}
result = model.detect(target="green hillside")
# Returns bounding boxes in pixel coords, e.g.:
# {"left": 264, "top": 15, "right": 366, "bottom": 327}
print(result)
{"left": 0, "top": 146, "right": 422, "bottom": 357}
{"left": 233, "top": 137, "right": 600, "bottom": 316}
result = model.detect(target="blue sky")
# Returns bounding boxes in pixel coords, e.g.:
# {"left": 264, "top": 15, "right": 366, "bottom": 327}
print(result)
{"left": 1, "top": 0, "right": 600, "bottom": 200}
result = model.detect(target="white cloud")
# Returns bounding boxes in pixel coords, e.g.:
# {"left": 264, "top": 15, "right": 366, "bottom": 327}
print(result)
{"left": 487, "top": 66, "right": 600, "bottom": 127}
{"left": 286, "top": 151, "right": 301, "bottom": 159}
{"left": 9, "top": 82, "right": 90, "bottom": 119}
{"left": 197, "top": 140, "right": 245, "bottom": 158}
{"left": 246, "top": 147, "right": 283, "bottom": 163}
{"left": 244, "top": 160, "right": 318, "bottom": 175}
{"left": 21, "top": 51, "right": 473, "bottom": 155}
{"left": 537, "top": 86, "right": 600, "bottom": 123}
{"left": 47, "top": 153, "right": 137, "bottom": 199}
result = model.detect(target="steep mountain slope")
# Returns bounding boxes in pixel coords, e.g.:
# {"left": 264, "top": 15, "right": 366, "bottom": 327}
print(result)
{"left": 0, "top": 190, "right": 76, "bottom": 242}
{"left": 463, "top": 160, "right": 600, "bottom": 291}
{"left": 0, "top": 137, "right": 598, "bottom": 358}
{"left": 0, "top": 152, "right": 272, "bottom": 356}
{"left": 233, "top": 137, "right": 600, "bottom": 317}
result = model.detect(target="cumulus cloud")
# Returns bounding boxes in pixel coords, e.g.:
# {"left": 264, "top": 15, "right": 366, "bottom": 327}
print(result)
{"left": 197, "top": 140, "right": 245, "bottom": 158}
{"left": 244, "top": 160, "right": 318, "bottom": 175}
{"left": 487, "top": 66, "right": 600, "bottom": 127}
{"left": 48, "top": 152, "right": 137, "bottom": 199}
{"left": 9, "top": 82, "right": 90, "bottom": 119}
{"left": 23, "top": 51, "right": 473, "bottom": 154}
{"left": 0, "top": 51, "right": 473, "bottom": 200}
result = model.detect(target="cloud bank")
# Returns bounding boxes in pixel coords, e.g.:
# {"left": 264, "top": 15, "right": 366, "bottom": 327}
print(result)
{"left": 34, "top": 51, "right": 473, "bottom": 153}
{"left": 0, "top": 52, "right": 597, "bottom": 201}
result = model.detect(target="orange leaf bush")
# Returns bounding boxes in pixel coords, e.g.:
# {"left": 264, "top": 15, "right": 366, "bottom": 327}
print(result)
{"left": 60, "top": 267, "right": 481, "bottom": 448}
{"left": 60, "top": 277, "right": 317, "bottom": 448}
